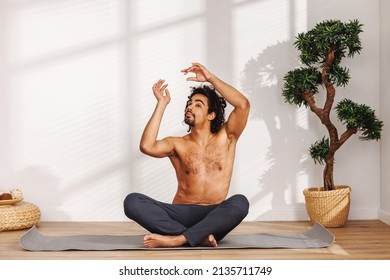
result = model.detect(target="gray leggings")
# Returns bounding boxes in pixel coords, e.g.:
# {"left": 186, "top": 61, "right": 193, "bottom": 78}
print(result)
{"left": 123, "top": 193, "right": 249, "bottom": 246}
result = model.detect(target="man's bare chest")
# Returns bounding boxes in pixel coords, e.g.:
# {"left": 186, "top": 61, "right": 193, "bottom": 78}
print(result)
{"left": 182, "top": 148, "right": 224, "bottom": 175}
{"left": 175, "top": 139, "right": 235, "bottom": 174}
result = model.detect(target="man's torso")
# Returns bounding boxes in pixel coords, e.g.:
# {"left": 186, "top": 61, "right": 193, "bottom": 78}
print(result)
{"left": 168, "top": 127, "right": 237, "bottom": 205}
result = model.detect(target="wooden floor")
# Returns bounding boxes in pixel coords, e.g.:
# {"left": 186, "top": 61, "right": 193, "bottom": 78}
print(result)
{"left": 1, "top": 220, "right": 389, "bottom": 260}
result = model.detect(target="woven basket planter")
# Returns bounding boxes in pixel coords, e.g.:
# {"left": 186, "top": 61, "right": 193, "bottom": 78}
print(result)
{"left": 303, "top": 185, "right": 351, "bottom": 228}
{"left": 0, "top": 201, "right": 41, "bottom": 231}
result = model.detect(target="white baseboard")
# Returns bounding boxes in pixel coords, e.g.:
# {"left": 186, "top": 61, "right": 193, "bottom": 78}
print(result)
{"left": 348, "top": 209, "right": 379, "bottom": 220}
{"left": 244, "top": 209, "right": 309, "bottom": 221}
{"left": 40, "top": 211, "right": 129, "bottom": 222}
{"left": 39, "top": 208, "right": 381, "bottom": 222}
{"left": 379, "top": 209, "right": 390, "bottom": 225}
{"left": 245, "top": 208, "right": 379, "bottom": 222}
{"left": 42, "top": 210, "right": 311, "bottom": 222}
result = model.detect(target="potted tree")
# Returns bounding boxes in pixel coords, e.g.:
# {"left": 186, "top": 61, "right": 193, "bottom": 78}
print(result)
{"left": 282, "top": 19, "right": 383, "bottom": 227}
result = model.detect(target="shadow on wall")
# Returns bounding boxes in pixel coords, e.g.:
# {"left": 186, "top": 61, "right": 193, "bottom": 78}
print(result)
{"left": 241, "top": 40, "right": 316, "bottom": 219}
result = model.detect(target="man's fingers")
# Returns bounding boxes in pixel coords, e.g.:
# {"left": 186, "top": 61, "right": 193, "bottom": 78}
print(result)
{"left": 181, "top": 65, "right": 199, "bottom": 73}
{"left": 182, "top": 62, "right": 207, "bottom": 75}
{"left": 165, "top": 88, "right": 171, "bottom": 98}
{"left": 152, "top": 80, "right": 160, "bottom": 90}
{"left": 192, "top": 62, "right": 208, "bottom": 73}
{"left": 156, "top": 79, "right": 165, "bottom": 85}
{"left": 151, "top": 79, "right": 170, "bottom": 103}
{"left": 181, "top": 69, "right": 190, "bottom": 74}
{"left": 152, "top": 79, "right": 166, "bottom": 91}
{"left": 160, "top": 84, "right": 168, "bottom": 92}
{"left": 191, "top": 62, "right": 205, "bottom": 70}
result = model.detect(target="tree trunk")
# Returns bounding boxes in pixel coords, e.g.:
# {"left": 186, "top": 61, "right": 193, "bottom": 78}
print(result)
{"left": 321, "top": 45, "right": 338, "bottom": 191}
{"left": 323, "top": 156, "right": 335, "bottom": 191}
{"left": 300, "top": 43, "right": 360, "bottom": 191}
{"left": 302, "top": 45, "right": 358, "bottom": 191}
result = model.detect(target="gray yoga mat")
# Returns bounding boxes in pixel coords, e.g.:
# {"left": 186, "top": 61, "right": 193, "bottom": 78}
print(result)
{"left": 19, "top": 222, "right": 334, "bottom": 251}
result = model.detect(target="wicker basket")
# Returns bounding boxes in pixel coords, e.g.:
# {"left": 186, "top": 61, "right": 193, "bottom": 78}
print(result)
{"left": 303, "top": 185, "right": 351, "bottom": 228}
{"left": 0, "top": 201, "right": 41, "bottom": 231}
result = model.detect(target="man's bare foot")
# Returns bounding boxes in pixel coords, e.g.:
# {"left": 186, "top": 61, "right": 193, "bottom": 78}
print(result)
{"left": 199, "top": 234, "right": 218, "bottom": 247}
{"left": 143, "top": 234, "right": 187, "bottom": 248}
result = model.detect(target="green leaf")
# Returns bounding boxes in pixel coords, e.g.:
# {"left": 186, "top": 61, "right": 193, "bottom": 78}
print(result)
{"left": 336, "top": 99, "right": 383, "bottom": 140}
{"left": 327, "top": 65, "right": 350, "bottom": 86}
{"left": 282, "top": 67, "right": 321, "bottom": 106}
{"left": 309, "top": 137, "right": 329, "bottom": 165}
{"left": 294, "top": 19, "right": 363, "bottom": 66}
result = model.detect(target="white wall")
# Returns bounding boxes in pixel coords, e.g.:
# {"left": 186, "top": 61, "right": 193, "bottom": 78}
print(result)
{"left": 379, "top": 0, "right": 390, "bottom": 225}
{"left": 0, "top": 0, "right": 384, "bottom": 222}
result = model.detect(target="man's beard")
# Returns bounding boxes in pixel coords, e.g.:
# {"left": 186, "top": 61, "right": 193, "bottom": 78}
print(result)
{"left": 184, "top": 114, "right": 195, "bottom": 127}
{"left": 184, "top": 117, "right": 195, "bottom": 127}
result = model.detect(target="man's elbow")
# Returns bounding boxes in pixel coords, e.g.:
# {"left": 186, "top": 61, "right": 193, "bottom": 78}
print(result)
{"left": 239, "top": 98, "right": 250, "bottom": 111}
{"left": 139, "top": 143, "right": 151, "bottom": 155}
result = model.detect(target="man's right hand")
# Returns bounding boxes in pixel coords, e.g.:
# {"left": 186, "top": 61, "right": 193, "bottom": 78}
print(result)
{"left": 152, "top": 79, "right": 171, "bottom": 105}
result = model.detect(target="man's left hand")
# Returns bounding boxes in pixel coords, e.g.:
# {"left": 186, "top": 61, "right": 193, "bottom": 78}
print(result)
{"left": 181, "top": 62, "right": 213, "bottom": 82}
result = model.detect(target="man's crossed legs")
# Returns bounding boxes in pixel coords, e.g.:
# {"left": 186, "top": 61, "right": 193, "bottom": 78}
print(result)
{"left": 123, "top": 193, "right": 249, "bottom": 248}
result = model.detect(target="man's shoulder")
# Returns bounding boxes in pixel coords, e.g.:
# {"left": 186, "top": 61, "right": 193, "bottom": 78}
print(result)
{"left": 165, "top": 135, "right": 188, "bottom": 141}
{"left": 164, "top": 135, "right": 188, "bottom": 145}
{"left": 166, "top": 134, "right": 201, "bottom": 150}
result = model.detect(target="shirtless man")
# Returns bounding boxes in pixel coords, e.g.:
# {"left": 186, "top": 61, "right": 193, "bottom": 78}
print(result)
{"left": 124, "top": 62, "right": 250, "bottom": 248}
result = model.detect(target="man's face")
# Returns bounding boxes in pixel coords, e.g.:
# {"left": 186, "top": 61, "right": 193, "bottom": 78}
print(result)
{"left": 184, "top": 94, "right": 209, "bottom": 127}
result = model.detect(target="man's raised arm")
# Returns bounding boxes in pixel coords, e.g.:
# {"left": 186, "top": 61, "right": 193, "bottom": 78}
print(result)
{"left": 139, "top": 79, "right": 175, "bottom": 158}
{"left": 181, "top": 62, "right": 250, "bottom": 139}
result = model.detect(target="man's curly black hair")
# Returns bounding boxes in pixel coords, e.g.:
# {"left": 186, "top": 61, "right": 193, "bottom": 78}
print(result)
{"left": 186, "top": 85, "right": 227, "bottom": 134}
